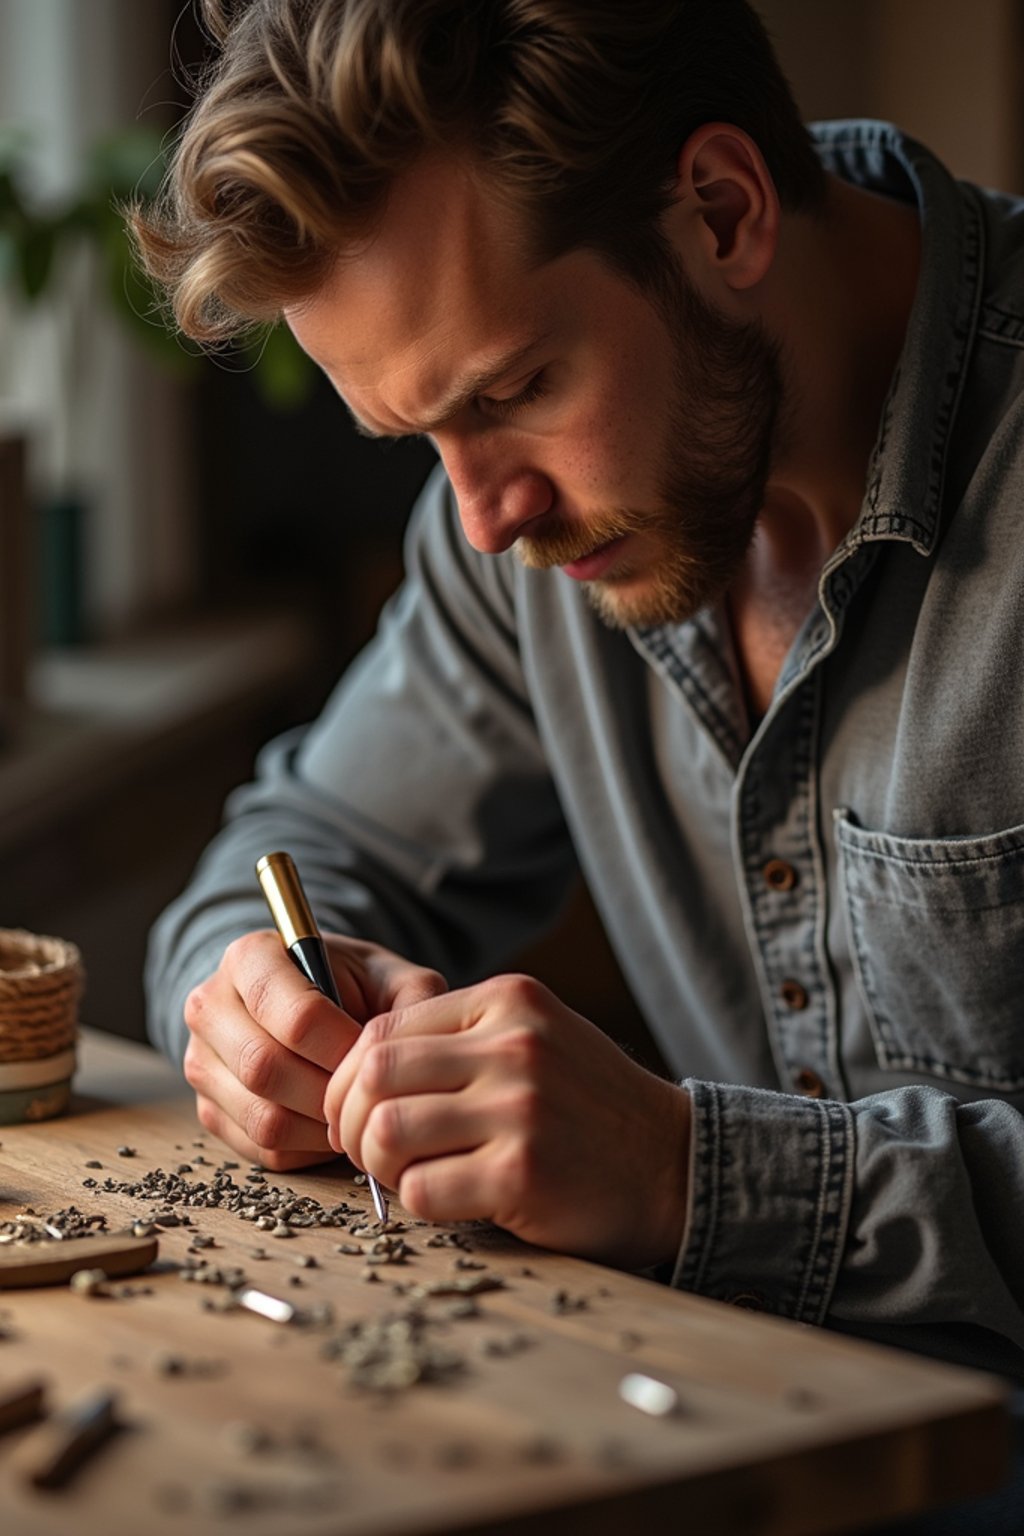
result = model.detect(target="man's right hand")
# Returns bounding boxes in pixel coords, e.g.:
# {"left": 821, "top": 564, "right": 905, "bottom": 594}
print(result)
{"left": 182, "top": 931, "right": 447, "bottom": 1172}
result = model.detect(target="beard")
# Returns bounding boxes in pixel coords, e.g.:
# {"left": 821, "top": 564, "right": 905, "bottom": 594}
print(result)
{"left": 515, "top": 271, "right": 786, "bottom": 629}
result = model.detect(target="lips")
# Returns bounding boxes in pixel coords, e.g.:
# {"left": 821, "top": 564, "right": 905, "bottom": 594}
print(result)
{"left": 561, "top": 534, "right": 629, "bottom": 581}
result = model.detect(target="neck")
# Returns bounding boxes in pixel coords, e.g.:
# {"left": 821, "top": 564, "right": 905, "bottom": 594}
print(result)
{"left": 758, "top": 175, "right": 922, "bottom": 564}
{"left": 724, "top": 180, "right": 921, "bottom": 723}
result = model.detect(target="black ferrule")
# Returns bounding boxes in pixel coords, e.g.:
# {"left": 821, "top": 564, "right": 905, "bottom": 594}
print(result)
{"left": 288, "top": 937, "right": 342, "bottom": 1008}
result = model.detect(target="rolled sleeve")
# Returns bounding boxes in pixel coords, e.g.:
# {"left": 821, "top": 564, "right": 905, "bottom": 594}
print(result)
{"left": 673, "top": 1078, "right": 855, "bottom": 1323}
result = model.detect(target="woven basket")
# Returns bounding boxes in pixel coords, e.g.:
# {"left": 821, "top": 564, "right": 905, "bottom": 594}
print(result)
{"left": 0, "top": 929, "right": 83, "bottom": 1063}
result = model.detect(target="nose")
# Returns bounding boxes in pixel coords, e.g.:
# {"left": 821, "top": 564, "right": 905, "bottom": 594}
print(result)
{"left": 438, "top": 440, "right": 554, "bottom": 554}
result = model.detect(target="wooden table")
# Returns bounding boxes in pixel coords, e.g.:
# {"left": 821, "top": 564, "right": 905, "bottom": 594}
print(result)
{"left": 0, "top": 1031, "right": 1010, "bottom": 1536}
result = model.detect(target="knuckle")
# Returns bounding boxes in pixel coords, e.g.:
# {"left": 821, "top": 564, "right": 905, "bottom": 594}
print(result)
{"left": 244, "top": 969, "right": 275, "bottom": 1027}
{"left": 226, "top": 930, "right": 269, "bottom": 966}
{"left": 498, "top": 1024, "right": 544, "bottom": 1075}
{"left": 360, "top": 1040, "right": 394, "bottom": 1097}
{"left": 489, "top": 972, "right": 549, "bottom": 1015}
{"left": 183, "top": 981, "right": 209, "bottom": 1034}
{"left": 403, "top": 967, "right": 447, "bottom": 1004}
{"left": 243, "top": 1095, "right": 289, "bottom": 1151}
{"left": 182, "top": 1038, "right": 206, "bottom": 1093}
{"left": 276, "top": 991, "right": 325, "bottom": 1054}
{"left": 506, "top": 1081, "right": 543, "bottom": 1133}
{"left": 225, "top": 932, "right": 279, "bottom": 1021}
{"left": 361, "top": 1011, "right": 398, "bottom": 1047}
{"left": 235, "top": 1033, "right": 280, "bottom": 1099}
{"left": 368, "top": 1096, "right": 403, "bottom": 1156}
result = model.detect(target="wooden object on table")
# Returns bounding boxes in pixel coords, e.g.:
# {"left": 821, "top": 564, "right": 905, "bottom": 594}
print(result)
{"left": 0, "top": 1378, "right": 47, "bottom": 1435}
{"left": 0, "top": 1031, "right": 1011, "bottom": 1536}
{"left": 0, "top": 1231, "right": 158, "bottom": 1290}
{"left": 12, "top": 1387, "right": 120, "bottom": 1490}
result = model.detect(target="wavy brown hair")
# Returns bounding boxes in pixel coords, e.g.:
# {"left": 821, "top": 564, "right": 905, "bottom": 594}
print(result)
{"left": 132, "top": 0, "right": 826, "bottom": 342}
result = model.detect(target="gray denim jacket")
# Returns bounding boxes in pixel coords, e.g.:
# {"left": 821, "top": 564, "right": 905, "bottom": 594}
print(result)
{"left": 147, "top": 122, "right": 1024, "bottom": 1381}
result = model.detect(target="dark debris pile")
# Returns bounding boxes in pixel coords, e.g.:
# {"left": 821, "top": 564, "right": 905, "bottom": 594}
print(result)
{"left": 82, "top": 1163, "right": 366, "bottom": 1233}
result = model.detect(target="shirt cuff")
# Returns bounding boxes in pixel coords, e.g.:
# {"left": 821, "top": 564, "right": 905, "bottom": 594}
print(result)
{"left": 671, "top": 1078, "right": 856, "bottom": 1324}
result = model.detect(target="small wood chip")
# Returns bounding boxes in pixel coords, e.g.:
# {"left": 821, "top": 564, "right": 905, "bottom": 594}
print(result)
{"left": 0, "top": 1378, "right": 47, "bottom": 1435}
{"left": 16, "top": 1388, "right": 120, "bottom": 1488}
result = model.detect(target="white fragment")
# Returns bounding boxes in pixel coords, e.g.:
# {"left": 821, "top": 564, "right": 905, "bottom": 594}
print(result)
{"left": 235, "top": 1288, "right": 296, "bottom": 1325}
{"left": 618, "top": 1372, "right": 680, "bottom": 1417}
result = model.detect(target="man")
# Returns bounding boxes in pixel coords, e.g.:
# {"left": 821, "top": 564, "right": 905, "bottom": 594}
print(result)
{"left": 139, "top": 0, "right": 1024, "bottom": 1391}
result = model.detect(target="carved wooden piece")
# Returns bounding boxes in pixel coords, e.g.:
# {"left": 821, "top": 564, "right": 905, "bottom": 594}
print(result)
{"left": 0, "top": 1232, "right": 159, "bottom": 1289}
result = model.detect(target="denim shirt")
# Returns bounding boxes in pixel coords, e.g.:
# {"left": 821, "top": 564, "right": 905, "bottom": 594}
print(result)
{"left": 147, "top": 122, "right": 1024, "bottom": 1380}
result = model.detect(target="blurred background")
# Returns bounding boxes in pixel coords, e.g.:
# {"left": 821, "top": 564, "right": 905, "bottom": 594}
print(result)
{"left": 0, "top": 0, "right": 1022, "bottom": 1053}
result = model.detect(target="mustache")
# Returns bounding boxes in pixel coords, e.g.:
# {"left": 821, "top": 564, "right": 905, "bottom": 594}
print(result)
{"left": 514, "top": 504, "right": 665, "bottom": 570}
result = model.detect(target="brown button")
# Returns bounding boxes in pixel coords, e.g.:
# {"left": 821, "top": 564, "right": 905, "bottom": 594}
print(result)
{"left": 793, "top": 1067, "right": 826, "bottom": 1098}
{"left": 763, "top": 858, "right": 797, "bottom": 892}
{"left": 725, "top": 1290, "right": 767, "bottom": 1311}
{"left": 780, "top": 979, "right": 809, "bottom": 1010}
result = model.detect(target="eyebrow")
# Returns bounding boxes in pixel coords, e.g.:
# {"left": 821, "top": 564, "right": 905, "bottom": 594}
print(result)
{"left": 347, "top": 335, "right": 551, "bottom": 440}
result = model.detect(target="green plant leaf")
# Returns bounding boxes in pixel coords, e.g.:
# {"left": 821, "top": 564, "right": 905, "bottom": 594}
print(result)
{"left": 0, "top": 122, "right": 313, "bottom": 413}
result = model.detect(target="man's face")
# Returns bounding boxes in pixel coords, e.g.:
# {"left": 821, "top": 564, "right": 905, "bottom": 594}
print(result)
{"left": 286, "top": 156, "right": 784, "bottom": 628}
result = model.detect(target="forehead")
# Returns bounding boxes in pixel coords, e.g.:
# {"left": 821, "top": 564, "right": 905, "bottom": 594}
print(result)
{"left": 287, "top": 155, "right": 543, "bottom": 397}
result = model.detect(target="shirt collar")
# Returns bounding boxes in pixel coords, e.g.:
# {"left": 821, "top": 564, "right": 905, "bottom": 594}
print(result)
{"left": 812, "top": 120, "right": 985, "bottom": 563}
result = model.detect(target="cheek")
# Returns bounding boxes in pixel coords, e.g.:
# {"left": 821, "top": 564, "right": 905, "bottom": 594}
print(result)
{"left": 551, "top": 403, "right": 663, "bottom": 501}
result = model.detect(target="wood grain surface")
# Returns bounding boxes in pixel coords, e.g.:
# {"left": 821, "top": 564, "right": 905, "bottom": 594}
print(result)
{"left": 0, "top": 1034, "right": 1010, "bottom": 1536}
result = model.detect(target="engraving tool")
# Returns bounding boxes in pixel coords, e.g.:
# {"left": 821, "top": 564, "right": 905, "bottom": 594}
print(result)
{"left": 256, "top": 850, "right": 389, "bottom": 1223}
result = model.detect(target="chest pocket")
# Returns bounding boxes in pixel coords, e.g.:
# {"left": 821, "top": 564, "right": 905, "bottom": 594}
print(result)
{"left": 835, "top": 808, "right": 1024, "bottom": 1092}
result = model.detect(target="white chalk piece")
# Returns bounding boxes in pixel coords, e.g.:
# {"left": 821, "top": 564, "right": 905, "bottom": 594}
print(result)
{"left": 618, "top": 1372, "right": 680, "bottom": 1417}
{"left": 236, "top": 1287, "right": 296, "bottom": 1324}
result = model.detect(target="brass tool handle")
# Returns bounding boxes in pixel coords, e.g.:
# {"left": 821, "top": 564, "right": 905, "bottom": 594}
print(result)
{"left": 256, "top": 851, "right": 316, "bottom": 949}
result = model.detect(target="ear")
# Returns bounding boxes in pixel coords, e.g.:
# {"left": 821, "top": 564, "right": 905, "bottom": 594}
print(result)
{"left": 665, "top": 123, "right": 779, "bottom": 292}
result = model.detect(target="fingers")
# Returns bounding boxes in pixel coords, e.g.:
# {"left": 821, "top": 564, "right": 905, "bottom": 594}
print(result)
{"left": 339, "top": 1029, "right": 515, "bottom": 1173}
{"left": 324, "top": 981, "right": 497, "bottom": 1111}
{"left": 184, "top": 1032, "right": 333, "bottom": 1154}
{"left": 397, "top": 1144, "right": 523, "bottom": 1227}
{"left": 325, "top": 1031, "right": 478, "bottom": 1153}
{"left": 182, "top": 930, "right": 449, "bottom": 1172}
{"left": 325, "top": 975, "right": 549, "bottom": 1132}
{"left": 194, "top": 1091, "right": 334, "bottom": 1174}
{"left": 184, "top": 937, "right": 346, "bottom": 1167}
{"left": 325, "top": 935, "right": 448, "bottom": 1019}
{"left": 185, "top": 969, "right": 334, "bottom": 1122}
{"left": 357, "top": 1092, "right": 492, "bottom": 1191}
{"left": 364, "top": 954, "right": 448, "bottom": 1012}
{"left": 221, "top": 931, "right": 363, "bottom": 1071}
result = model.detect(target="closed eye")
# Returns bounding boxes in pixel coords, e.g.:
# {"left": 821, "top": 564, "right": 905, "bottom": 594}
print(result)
{"left": 477, "top": 372, "right": 549, "bottom": 421}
